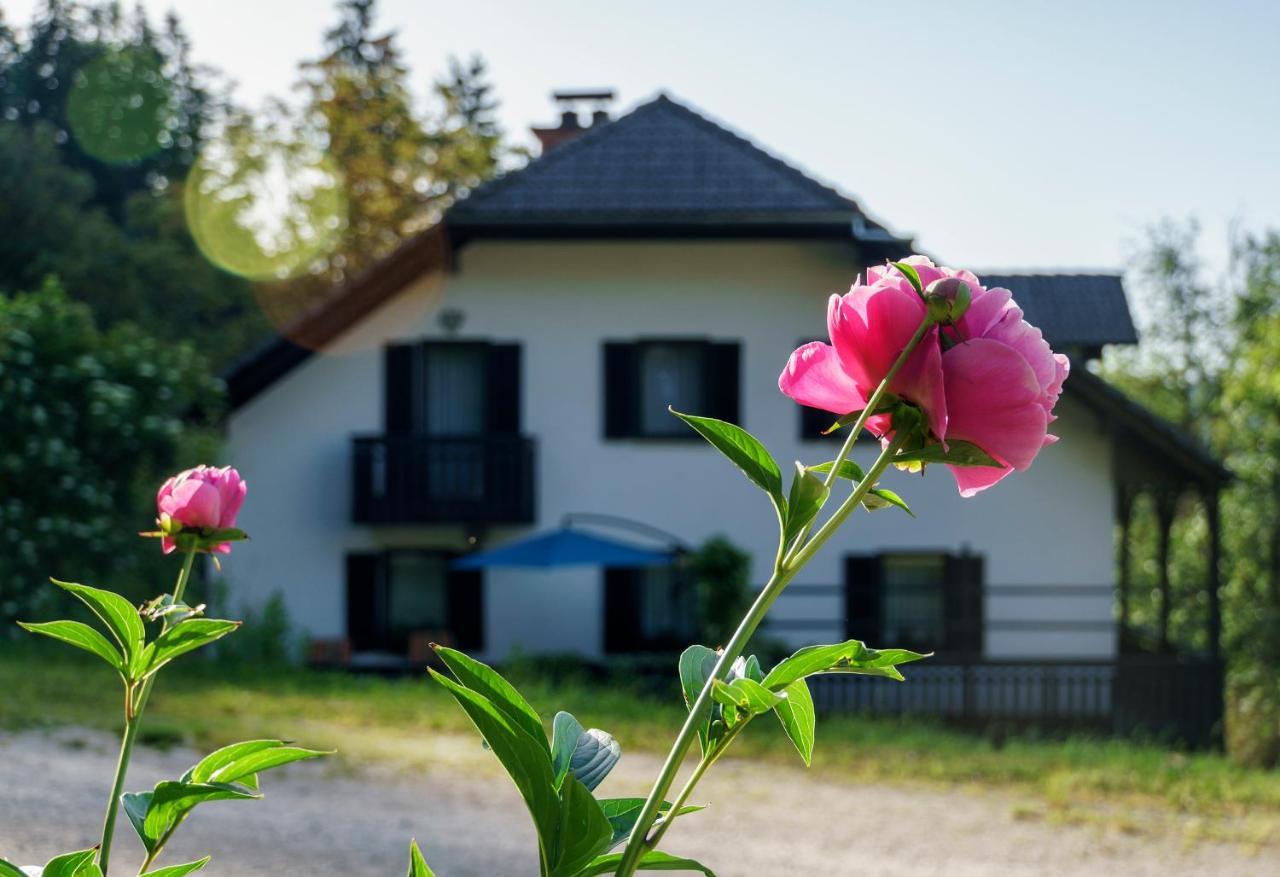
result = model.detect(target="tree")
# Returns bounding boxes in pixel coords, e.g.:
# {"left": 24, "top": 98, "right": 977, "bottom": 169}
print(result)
{"left": 0, "top": 280, "right": 223, "bottom": 624}
{"left": 426, "top": 55, "right": 510, "bottom": 206}
{"left": 297, "top": 0, "right": 430, "bottom": 285}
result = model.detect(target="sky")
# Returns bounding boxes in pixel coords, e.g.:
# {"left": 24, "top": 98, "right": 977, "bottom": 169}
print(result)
{"left": 6, "top": 0, "right": 1279, "bottom": 275}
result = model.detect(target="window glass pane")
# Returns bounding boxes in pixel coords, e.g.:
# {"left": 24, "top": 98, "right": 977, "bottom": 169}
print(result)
{"left": 639, "top": 343, "right": 703, "bottom": 435}
{"left": 638, "top": 567, "right": 697, "bottom": 643}
{"left": 423, "top": 345, "right": 487, "bottom": 435}
{"left": 387, "top": 553, "right": 449, "bottom": 646}
{"left": 881, "top": 554, "right": 945, "bottom": 651}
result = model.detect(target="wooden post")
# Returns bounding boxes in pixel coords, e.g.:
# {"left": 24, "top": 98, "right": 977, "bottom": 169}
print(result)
{"left": 1116, "top": 484, "right": 1135, "bottom": 653}
{"left": 1156, "top": 490, "right": 1178, "bottom": 654}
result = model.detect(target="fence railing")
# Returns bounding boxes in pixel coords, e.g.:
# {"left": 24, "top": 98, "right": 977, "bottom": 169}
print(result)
{"left": 351, "top": 434, "right": 536, "bottom": 525}
{"left": 805, "top": 657, "right": 1222, "bottom": 746}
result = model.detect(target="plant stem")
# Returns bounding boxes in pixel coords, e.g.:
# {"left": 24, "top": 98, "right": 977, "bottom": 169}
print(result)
{"left": 617, "top": 315, "right": 934, "bottom": 875}
{"left": 98, "top": 550, "right": 197, "bottom": 876}
{"left": 786, "top": 431, "right": 909, "bottom": 573}
{"left": 784, "top": 316, "right": 934, "bottom": 560}
{"left": 645, "top": 723, "right": 743, "bottom": 851}
{"left": 613, "top": 565, "right": 793, "bottom": 875}
{"left": 615, "top": 430, "right": 910, "bottom": 876}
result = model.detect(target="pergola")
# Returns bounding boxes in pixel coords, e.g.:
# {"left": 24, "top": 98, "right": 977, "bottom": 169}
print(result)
{"left": 1070, "top": 369, "right": 1232, "bottom": 660}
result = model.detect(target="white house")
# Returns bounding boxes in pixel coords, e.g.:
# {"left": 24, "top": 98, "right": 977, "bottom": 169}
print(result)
{"left": 222, "top": 92, "right": 1228, "bottom": 741}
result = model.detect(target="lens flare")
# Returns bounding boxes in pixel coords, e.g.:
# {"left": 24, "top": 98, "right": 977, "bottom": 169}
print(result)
{"left": 183, "top": 127, "right": 347, "bottom": 282}
{"left": 66, "top": 48, "right": 171, "bottom": 164}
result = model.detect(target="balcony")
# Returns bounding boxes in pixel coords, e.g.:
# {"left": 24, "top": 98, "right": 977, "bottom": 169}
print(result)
{"left": 352, "top": 434, "right": 536, "bottom": 525}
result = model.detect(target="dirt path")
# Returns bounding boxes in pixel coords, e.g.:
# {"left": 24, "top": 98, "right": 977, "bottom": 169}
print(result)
{"left": 0, "top": 729, "right": 1272, "bottom": 876}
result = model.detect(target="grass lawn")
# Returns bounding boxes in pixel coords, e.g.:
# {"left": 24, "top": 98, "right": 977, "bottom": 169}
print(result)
{"left": 3, "top": 641, "right": 1278, "bottom": 842}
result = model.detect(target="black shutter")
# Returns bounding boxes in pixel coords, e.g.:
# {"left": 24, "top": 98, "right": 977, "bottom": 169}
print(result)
{"left": 944, "top": 553, "right": 984, "bottom": 656}
{"left": 486, "top": 343, "right": 521, "bottom": 434}
{"left": 844, "top": 554, "right": 883, "bottom": 645}
{"left": 384, "top": 344, "right": 416, "bottom": 433}
{"left": 703, "top": 341, "right": 740, "bottom": 423}
{"left": 346, "top": 552, "right": 383, "bottom": 651}
{"left": 603, "top": 342, "right": 639, "bottom": 438}
{"left": 603, "top": 567, "right": 642, "bottom": 653}
{"left": 800, "top": 406, "right": 837, "bottom": 441}
{"left": 447, "top": 566, "right": 485, "bottom": 651}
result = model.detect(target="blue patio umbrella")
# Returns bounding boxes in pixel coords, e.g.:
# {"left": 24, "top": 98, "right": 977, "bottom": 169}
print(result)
{"left": 451, "top": 526, "right": 675, "bottom": 570}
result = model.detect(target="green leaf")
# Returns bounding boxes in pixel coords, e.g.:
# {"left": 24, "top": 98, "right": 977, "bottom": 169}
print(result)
{"left": 0, "top": 860, "right": 25, "bottom": 877}
{"left": 41, "top": 848, "right": 99, "bottom": 877}
{"left": 123, "top": 791, "right": 156, "bottom": 852}
{"left": 711, "top": 677, "right": 786, "bottom": 728}
{"left": 434, "top": 646, "right": 550, "bottom": 756}
{"left": 808, "top": 461, "right": 913, "bottom": 516}
{"left": 577, "top": 850, "right": 717, "bottom": 876}
{"left": 407, "top": 841, "right": 436, "bottom": 877}
{"left": 551, "top": 711, "right": 586, "bottom": 789}
{"left": 141, "top": 618, "right": 240, "bottom": 677}
{"left": 894, "top": 440, "right": 1002, "bottom": 468}
{"left": 743, "top": 654, "right": 764, "bottom": 683}
{"left": 677, "top": 645, "right": 718, "bottom": 756}
{"left": 862, "top": 488, "right": 914, "bottom": 517}
{"left": 430, "top": 669, "right": 561, "bottom": 864}
{"left": 773, "top": 679, "right": 816, "bottom": 766}
{"left": 552, "top": 712, "right": 621, "bottom": 792}
{"left": 143, "top": 781, "right": 259, "bottom": 842}
{"left": 185, "top": 739, "right": 328, "bottom": 785}
{"left": 808, "top": 459, "right": 866, "bottom": 481}
{"left": 141, "top": 858, "right": 211, "bottom": 877}
{"left": 782, "top": 462, "right": 829, "bottom": 550}
{"left": 17, "top": 620, "right": 123, "bottom": 672}
{"left": 51, "top": 579, "right": 144, "bottom": 669}
{"left": 551, "top": 775, "right": 613, "bottom": 877}
{"left": 669, "top": 409, "right": 785, "bottom": 514}
{"left": 599, "top": 799, "right": 706, "bottom": 850}
{"left": 890, "top": 260, "right": 924, "bottom": 295}
{"left": 762, "top": 640, "right": 928, "bottom": 690}
{"left": 569, "top": 728, "right": 621, "bottom": 793}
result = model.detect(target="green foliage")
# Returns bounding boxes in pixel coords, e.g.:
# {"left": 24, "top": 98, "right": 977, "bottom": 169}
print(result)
{"left": 216, "top": 591, "right": 298, "bottom": 666}
{"left": 761, "top": 640, "right": 928, "bottom": 689}
{"left": 429, "top": 647, "right": 708, "bottom": 877}
{"left": 0, "top": 281, "right": 222, "bottom": 624}
{"left": 670, "top": 409, "right": 785, "bottom": 520}
{"left": 686, "top": 537, "right": 751, "bottom": 648}
{"left": 40, "top": 848, "right": 99, "bottom": 877}
{"left": 1104, "top": 222, "right": 1280, "bottom": 764}
{"left": 578, "top": 851, "right": 716, "bottom": 875}
{"left": 772, "top": 679, "right": 816, "bottom": 765}
{"left": 407, "top": 840, "right": 436, "bottom": 877}
{"left": 124, "top": 740, "right": 326, "bottom": 857}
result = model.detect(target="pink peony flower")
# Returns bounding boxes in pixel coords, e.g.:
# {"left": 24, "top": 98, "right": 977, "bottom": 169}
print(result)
{"left": 779, "top": 264, "right": 947, "bottom": 440}
{"left": 940, "top": 269, "right": 1069, "bottom": 496}
{"left": 779, "top": 256, "right": 1068, "bottom": 497}
{"left": 156, "top": 465, "right": 247, "bottom": 554}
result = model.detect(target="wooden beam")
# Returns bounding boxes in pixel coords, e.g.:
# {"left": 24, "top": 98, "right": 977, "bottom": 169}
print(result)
{"left": 1155, "top": 490, "right": 1179, "bottom": 654}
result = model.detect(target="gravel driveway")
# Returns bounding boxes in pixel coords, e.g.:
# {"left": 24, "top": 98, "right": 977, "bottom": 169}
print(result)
{"left": 0, "top": 729, "right": 1272, "bottom": 876}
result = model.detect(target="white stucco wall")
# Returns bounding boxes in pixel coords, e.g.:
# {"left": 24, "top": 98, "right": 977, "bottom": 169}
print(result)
{"left": 222, "top": 241, "right": 1118, "bottom": 662}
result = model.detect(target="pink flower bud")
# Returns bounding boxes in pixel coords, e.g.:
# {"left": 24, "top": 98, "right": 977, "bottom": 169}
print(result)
{"left": 154, "top": 465, "right": 247, "bottom": 554}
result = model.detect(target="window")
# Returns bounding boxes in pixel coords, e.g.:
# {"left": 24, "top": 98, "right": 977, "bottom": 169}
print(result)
{"left": 604, "top": 565, "right": 697, "bottom": 653}
{"left": 603, "top": 339, "right": 740, "bottom": 439}
{"left": 881, "top": 555, "right": 947, "bottom": 652}
{"left": 845, "top": 552, "right": 984, "bottom": 655}
{"left": 384, "top": 340, "right": 521, "bottom": 436}
{"left": 346, "top": 550, "right": 484, "bottom": 654}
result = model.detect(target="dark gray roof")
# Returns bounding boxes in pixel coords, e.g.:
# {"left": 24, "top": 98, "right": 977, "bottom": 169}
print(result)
{"left": 982, "top": 273, "right": 1138, "bottom": 348}
{"left": 449, "top": 93, "right": 902, "bottom": 243}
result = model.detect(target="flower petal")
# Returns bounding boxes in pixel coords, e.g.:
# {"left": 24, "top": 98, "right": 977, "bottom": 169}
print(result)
{"left": 943, "top": 338, "right": 1049, "bottom": 484}
{"left": 778, "top": 341, "right": 866, "bottom": 414}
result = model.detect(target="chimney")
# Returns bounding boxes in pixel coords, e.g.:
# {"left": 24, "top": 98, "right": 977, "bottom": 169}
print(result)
{"left": 532, "top": 89, "right": 615, "bottom": 153}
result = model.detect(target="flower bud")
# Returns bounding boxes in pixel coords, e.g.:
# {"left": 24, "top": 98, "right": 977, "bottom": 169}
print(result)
{"left": 924, "top": 277, "right": 971, "bottom": 323}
